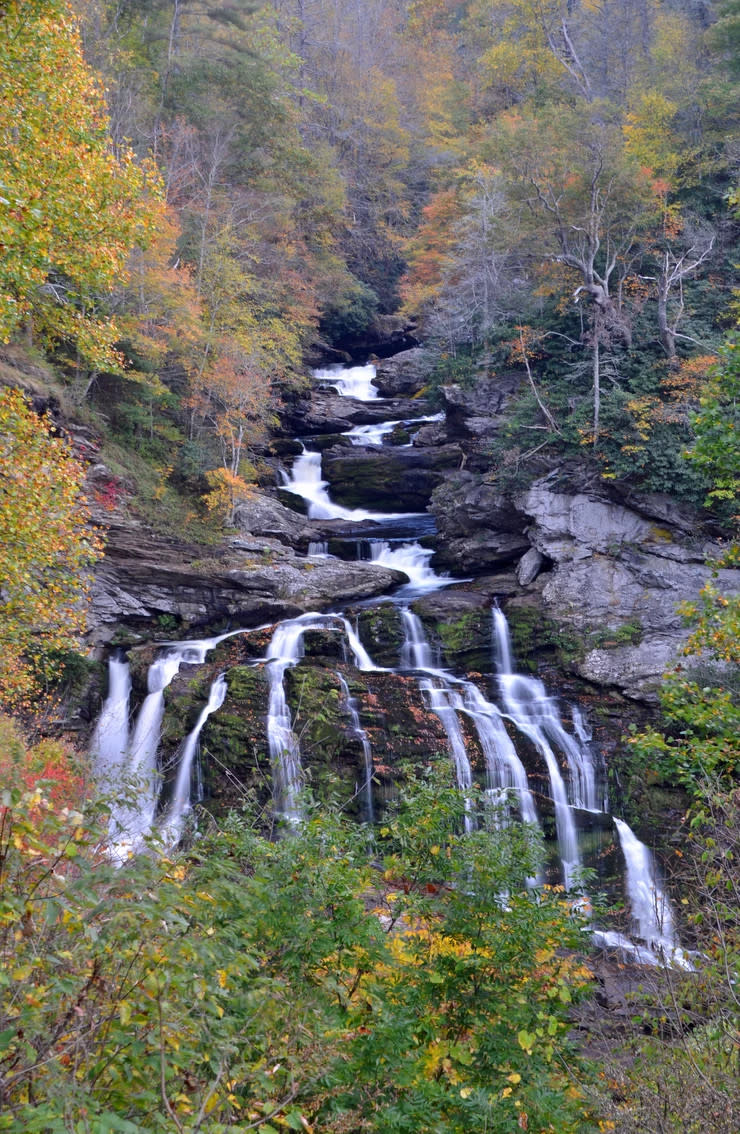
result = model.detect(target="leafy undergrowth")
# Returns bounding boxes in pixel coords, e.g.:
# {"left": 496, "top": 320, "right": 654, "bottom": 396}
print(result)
{"left": 0, "top": 772, "right": 597, "bottom": 1134}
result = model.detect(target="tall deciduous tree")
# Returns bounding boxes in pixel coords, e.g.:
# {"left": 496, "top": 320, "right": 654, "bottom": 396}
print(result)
{"left": 0, "top": 0, "right": 160, "bottom": 368}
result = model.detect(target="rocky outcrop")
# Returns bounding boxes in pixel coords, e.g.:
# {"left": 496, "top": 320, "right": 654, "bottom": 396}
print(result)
{"left": 336, "top": 313, "right": 418, "bottom": 357}
{"left": 429, "top": 457, "right": 739, "bottom": 699}
{"left": 442, "top": 373, "right": 521, "bottom": 442}
{"left": 232, "top": 492, "right": 318, "bottom": 546}
{"left": 515, "top": 478, "right": 740, "bottom": 699}
{"left": 279, "top": 390, "right": 434, "bottom": 436}
{"left": 89, "top": 521, "right": 406, "bottom": 645}
{"left": 429, "top": 472, "right": 530, "bottom": 571}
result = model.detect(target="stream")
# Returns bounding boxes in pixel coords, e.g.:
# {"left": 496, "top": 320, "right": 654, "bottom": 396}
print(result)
{"left": 91, "top": 361, "right": 691, "bottom": 968}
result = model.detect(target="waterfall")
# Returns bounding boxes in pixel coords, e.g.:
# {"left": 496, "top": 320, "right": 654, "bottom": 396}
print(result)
{"left": 337, "top": 673, "right": 375, "bottom": 823}
{"left": 95, "top": 631, "right": 241, "bottom": 859}
{"left": 90, "top": 654, "right": 131, "bottom": 795}
{"left": 344, "top": 421, "right": 397, "bottom": 446}
{"left": 400, "top": 607, "right": 438, "bottom": 671}
{"left": 265, "top": 616, "right": 320, "bottom": 821}
{"left": 492, "top": 610, "right": 587, "bottom": 886}
{"left": 399, "top": 609, "right": 474, "bottom": 829}
{"left": 342, "top": 411, "right": 446, "bottom": 448}
{"left": 338, "top": 616, "right": 383, "bottom": 671}
{"left": 90, "top": 354, "right": 690, "bottom": 966}
{"left": 461, "top": 683, "right": 541, "bottom": 830}
{"left": 492, "top": 606, "right": 514, "bottom": 674}
{"left": 314, "top": 362, "right": 380, "bottom": 400}
{"left": 612, "top": 818, "right": 692, "bottom": 968}
{"left": 264, "top": 613, "right": 382, "bottom": 819}
{"left": 307, "top": 540, "right": 329, "bottom": 557}
{"left": 159, "top": 674, "right": 228, "bottom": 849}
{"left": 281, "top": 447, "right": 417, "bottom": 522}
{"left": 369, "top": 540, "right": 450, "bottom": 595}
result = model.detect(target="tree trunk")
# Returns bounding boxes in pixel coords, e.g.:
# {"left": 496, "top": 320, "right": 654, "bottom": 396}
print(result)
{"left": 592, "top": 322, "right": 600, "bottom": 450}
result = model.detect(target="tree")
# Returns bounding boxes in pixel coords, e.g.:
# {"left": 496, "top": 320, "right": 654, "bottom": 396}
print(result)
{"left": 0, "top": 387, "right": 101, "bottom": 706}
{"left": 490, "top": 102, "right": 657, "bottom": 444}
{"left": 0, "top": 0, "right": 160, "bottom": 369}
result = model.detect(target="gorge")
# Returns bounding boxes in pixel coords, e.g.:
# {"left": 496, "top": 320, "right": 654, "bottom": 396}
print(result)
{"left": 89, "top": 354, "right": 711, "bottom": 968}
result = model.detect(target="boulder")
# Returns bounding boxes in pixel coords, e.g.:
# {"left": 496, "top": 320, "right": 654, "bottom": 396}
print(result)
{"left": 442, "top": 373, "right": 522, "bottom": 439}
{"left": 373, "top": 347, "right": 432, "bottom": 397}
{"left": 232, "top": 492, "right": 318, "bottom": 547}
{"left": 517, "top": 548, "right": 544, "bottom": 586}
{"left": 279, "top": 390, "right": 435, "bottom": 437}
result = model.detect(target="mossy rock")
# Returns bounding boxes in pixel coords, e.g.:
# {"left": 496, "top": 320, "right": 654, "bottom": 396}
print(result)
{"left": 427, "top": 608, "right": 490, "bottom": 672}
{"left": 198, "top": 665, "right": 272, "bottom": 815}
{"left": 355, "top": 603, "right": 405, "bottom": 666}
{"left": 504, "top": 602, "right": 584, "bottom": 673}
{"left": 285, "top": 664, "right": 370, "bottom": 816}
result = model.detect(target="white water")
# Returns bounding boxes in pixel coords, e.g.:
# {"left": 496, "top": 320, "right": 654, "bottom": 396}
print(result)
{"left": 314, "top": 362, "right": 380, "bottom": 400}
{"left": 613, "top": 818, "right": 692, "bottom": 968}
{"left": 342, "top": 411, "right": 446, "bottom": 448}
{"left": 90, "top": 655, "right": 131, "bottom": 795}
{"left": 95, "top": 632, "right": 242, "bottom": 860}
{"left": 400, "top": 607, "right": 439, "bottom": 671}
{"left": 492, "top": 611, "right": 584, "bottom": 888}
{"left": 307, "top": 540, "right": 329, "bottom": 557}
{"left": 337, "top": 673, "right": 375, "bottom": 823}
{"left": 461, "top": 683, "right": 540, "bottom": 829}
{"left": 399, "top": 610, "right": 475, "bottom": 829}
{"left": 281, "top": 447, "right": 418, "bottom": 522}
{"left": 159, "top": 674, "right": 228, "bottom": 849}
{"left": 344, "top": 421, "right": 397, "bottom": 446}
{"left": 265, "top": 617, "right": 321, "bottom": 821}
{"left": 369, "top": 540, "right": 451, "bottom": 596}
{"left": 90, "top": 354, "right": 689, "bottom": 965}
{"left": 264, "top": 613, "right": 384, "bottom": 820}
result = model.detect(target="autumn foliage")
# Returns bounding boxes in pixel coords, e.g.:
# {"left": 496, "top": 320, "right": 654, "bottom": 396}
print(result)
{"left": 0, "top": 387, "right": 101, "bottom": 706}
{"left": 0, "top": 0, "right": 161, "bottom": 369}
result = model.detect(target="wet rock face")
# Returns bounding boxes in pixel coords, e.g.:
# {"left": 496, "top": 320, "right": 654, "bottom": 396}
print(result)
{"left": 322, "top": 444, "right": 463, "bottom": 512}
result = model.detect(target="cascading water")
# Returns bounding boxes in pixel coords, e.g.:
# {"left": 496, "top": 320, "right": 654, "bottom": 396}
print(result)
{"left": 343, "top": 411, "right": 445, "bottom": 448}
{"left": 90, "top": 358, "right": 689, "bottom": 966}
{"left": 264, "top": 613, "right": 385, "bottom": 820}
{"left": 337, "top": 673, "right": 375, "bottom": 823}
{"left": 399, "top": 609, "right": 474, "bottom": 829}
{"left": 612, "top": 818, "right": 692, "bottom": 968}
{"left": 492, "top": 610, "right": 587, "bottom": 886}
{"left": 461, "top": 683, "right": 540, "bottom": 830}
{"left": 159, "top": 674, "right": 228, "bottom": 849}
{"left": 314, "top": 362, "right": 379, "bottom": 400}
{"left": 265, "top": 616, "right": 321, "bottom": 821}
{"left": 93, "top": 631, "right": 246, "bottom": 858}
{"left": 370, "top": 541, "right": 450, "bottom": 596}
{"left": 281, "top": 447, "right": 418, "bottom": 523}
{"left": 344, "top": 421, "right": 397, "bottom": 446}
{"left": 90, "top": 654, "right": 131, "bottom": 794}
